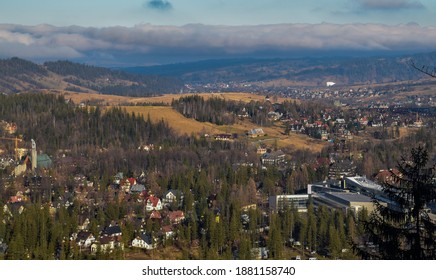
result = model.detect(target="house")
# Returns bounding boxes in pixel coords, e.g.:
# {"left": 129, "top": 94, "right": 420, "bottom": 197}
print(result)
{"left": 37, "top": 154, "right": 53, "bottom": 169}
{"left": 375, "top": 169, "right": 402, "bottom": 185}
{"left": 103, "top": 223, "right": 122, "bottom": 237}
{"left": 138, "top": 144, "right": 155, "bottom": 152}
{"left": 161, "top": 225, "right": 174, "bottom": 239}
{"left": 131, "top": 232, "right": 155, "bottom": 250}
{"left": 336, "top": 118, "right": 346, "bottom": 125}
{"left": 214, "top": 134, "right": 233, "bottom": 141}
{"left": 261, "top": 150, "right": 286, "bottom": 166}
{"left": 76, "top": 231, "right": 96, "bottom": 248}
{"left": 146, "top": 195, "right": 163, "bottom": 212}
{"left": 247, "top": 128, "right": 265, "bottom": 138}
{"left": 78, "top": 218, "right": 90, "bottom": 231}
{"left": 168, "top": 210, "right": 185, "bottom": 224}
{"left": 268, "top": 111, "right": 283, "bottom": 121}
{"left": 257, "top": 147, "right": 267, "bottom": 155}
{"left": 91, "top": 236, "right": 124, "bottom": 253}
{"left": 130, "top": 184, "right": 146, "bottom": 194}
{"left": 163, "top": 189, "right": 183, "bottom": 205}
{"left": 150, "top": 210, "right": 162, "bottom": 220}
{"left": 127, "top": 178, "right": 137, "bottom": 187}
{"left": 114, "top": 172, "right": 123, "bottom": 184}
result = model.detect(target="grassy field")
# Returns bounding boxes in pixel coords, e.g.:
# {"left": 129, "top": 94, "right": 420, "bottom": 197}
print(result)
{"left": 60, "top": 90, "right": 320, "bottom": 152}
{"left": 121, "top": 106, "right": 222, "bottom": 135}
{"left": 118, "top": 106, "right": 328, "bottom": 153}
{"left": 62, "top": 91, "right": 297, "bottom": 106}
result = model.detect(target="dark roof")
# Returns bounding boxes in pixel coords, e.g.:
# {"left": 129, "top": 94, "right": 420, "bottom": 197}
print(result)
{"left": 77, "top": 231, "right": 93, "bottom": 241}
{"left": 328, "top": 192, "right": 372, "bottom": 203}
{"left": 262, "top": 150, "right": 285, "bottom": 159}
{"left": 139, "top": 232, "right": 153, "bottom": 244}
{"left": 104, "top": 225, "right": 122, "bottom": 236}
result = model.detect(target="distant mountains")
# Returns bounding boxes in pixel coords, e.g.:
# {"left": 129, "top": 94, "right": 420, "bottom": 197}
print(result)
{"left": 0, "top": 58, "right": 183, "bottom": 96}
{"left": 123, "top": 52, "right": 436, "bottom": 86}
{"left": 1, "top": 52, "right": 436, "bottom": 95}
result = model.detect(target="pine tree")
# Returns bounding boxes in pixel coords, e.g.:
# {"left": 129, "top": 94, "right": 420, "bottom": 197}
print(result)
{"left": 364, "top": 146, "right": 436, "bottom": 259}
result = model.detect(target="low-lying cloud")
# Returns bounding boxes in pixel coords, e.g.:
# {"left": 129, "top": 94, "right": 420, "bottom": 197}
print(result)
{"left": 0, "top": 23, "right": 435, "bottom": 65}
{"left": 356, "top": 0, "right": 425, "bottom": 10}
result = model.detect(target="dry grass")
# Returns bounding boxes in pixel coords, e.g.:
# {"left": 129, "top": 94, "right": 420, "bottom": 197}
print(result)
{"left": 61, "top": 91, "right": 297, "bottom": 106}
{"left": 61, "top": 92, "right": 322, "bottom": 151}
{"left": 118, "top": 106, "right": 327, "bottom": 152}
{"left": 120, "top": 106, "right": 222, "bottom": 135}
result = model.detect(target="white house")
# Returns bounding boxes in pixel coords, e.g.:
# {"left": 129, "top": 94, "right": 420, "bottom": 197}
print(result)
{"left": 131, "top": 233, "right": 155, "bottom": 250}
{"left": 76, "top": 231, "right": 96, "bottom": 248}
{"left": 146, "top": 195, "right": 163, "bottom": 212}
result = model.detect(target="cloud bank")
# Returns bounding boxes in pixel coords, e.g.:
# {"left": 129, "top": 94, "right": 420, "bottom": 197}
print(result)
{"left": 0, "top": 23, "right": 435, "bottom": 65}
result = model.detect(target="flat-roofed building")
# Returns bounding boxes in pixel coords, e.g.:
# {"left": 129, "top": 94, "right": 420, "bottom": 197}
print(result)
{"left": 315, "top": 192, "right": 374, "bottom": 214}
{"left": 269, "top": 194, "right": 309, "bottom": 212}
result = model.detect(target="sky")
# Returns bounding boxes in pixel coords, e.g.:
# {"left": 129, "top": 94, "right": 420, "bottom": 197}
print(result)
{"left": 1, "top": 0, "right": 436, "bottom": 66}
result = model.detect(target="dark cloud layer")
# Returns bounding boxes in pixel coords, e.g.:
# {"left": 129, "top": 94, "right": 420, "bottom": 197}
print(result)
{"left": 356, "top": 0, "right": 425, "bottom": 10}
{"left": 0, "top": 23, "right": 435, "bottom": 65}
{"left": 145, "top": 0, "right": 173, "bottom": 11}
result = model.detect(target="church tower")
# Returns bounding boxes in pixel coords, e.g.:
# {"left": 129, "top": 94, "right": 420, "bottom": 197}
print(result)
{"left": 31, "top": 139, "right": 37, "bottom": 171}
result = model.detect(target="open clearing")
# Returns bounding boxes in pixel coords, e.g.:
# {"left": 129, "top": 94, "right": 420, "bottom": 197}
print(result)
{"left": 119, "top": 106, "right": 327, "bottom": 153}
{"left": 61, "top": 91, "right": 296, "bottom": 105}
{"left": 120, "top": 106, "right": 222, "bottom": 135}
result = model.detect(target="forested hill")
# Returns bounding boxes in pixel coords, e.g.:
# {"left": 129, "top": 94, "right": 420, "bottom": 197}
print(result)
{"left": 0, "top": 58, "right": 183, "bottom": 96}
{"left": 123, "top": 52, "right": 436, "bottom": 85}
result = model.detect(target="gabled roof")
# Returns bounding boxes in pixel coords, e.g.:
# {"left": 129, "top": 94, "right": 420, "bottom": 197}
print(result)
{"left": 161, "top": 225, "right": 173, "bottom": 233}
{"left": 76, "top": 231, "right": 93, "bottom": 241}
{"left": 168, "top": 210, "right": 185, "bottom": 222}
{"left": 146, "top": 195, "right": 161, "bottom": 207}
{"left": 164, "top": 189, "right": 181, "bottom": 197}
{"left": 103, "top": 224, "right": 122, "bottom": 236}
{"left": 131, "top": 184, "right": 146, "bottom": 193}
{"left": 150, "top": 210, "right": 162, "bottom": 219}
{"left": 375, "top": 168, "right": 401, "bottom": 183}
{"left": 37, "top": 154, "right": 53, "bottom": 169}
{"left": 99, "top": 236, "right": 115, "bottom": 245}
{"left": 127, "top": 178, "right": 136, "bottom": 186}
{"left": 137, "top": 232, "right": 153, "bottom": 244}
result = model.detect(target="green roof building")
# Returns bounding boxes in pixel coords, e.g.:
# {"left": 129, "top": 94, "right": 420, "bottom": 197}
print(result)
{"left": 37, "top": 154, "right": 53, "bottom": 169}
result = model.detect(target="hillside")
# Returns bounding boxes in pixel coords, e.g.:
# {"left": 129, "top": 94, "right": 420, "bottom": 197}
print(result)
{"left": 0, "top": 58, "right": 183, "bottom": 96}
{"left": 119, "top": 106, "right": 328, "bottom": 153}
{"left": 123, "top": 52, "right": 436, "bottom": 85}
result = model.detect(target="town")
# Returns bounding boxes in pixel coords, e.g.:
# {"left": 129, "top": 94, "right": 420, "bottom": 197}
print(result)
{"left": 0, "top": 90, "right": 435, "bottom": 260}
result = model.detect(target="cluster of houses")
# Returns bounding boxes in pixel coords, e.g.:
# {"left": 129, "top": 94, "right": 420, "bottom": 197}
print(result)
{"left": 70, "top": 204, "right": 187, "bottom": 254}
{"left": 78, "top": 173, "right": 185, "bottom": 253}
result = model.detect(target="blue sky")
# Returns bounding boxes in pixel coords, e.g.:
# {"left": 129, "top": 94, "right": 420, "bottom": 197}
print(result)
{"left": 1, "top": 0, "right": 435, "bottom": 65}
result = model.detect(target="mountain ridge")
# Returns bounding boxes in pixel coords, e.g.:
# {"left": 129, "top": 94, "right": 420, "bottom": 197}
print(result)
{"left": 0, "top": 58, "right": 183, "bottom": 96}
{"left": 122, "top": 52, "right": 436, "bottom": 85}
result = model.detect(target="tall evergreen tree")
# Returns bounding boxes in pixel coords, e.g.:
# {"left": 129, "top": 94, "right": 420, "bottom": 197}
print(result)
{"left": 364, "top": 146, "right": 436, "bottom": 259}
